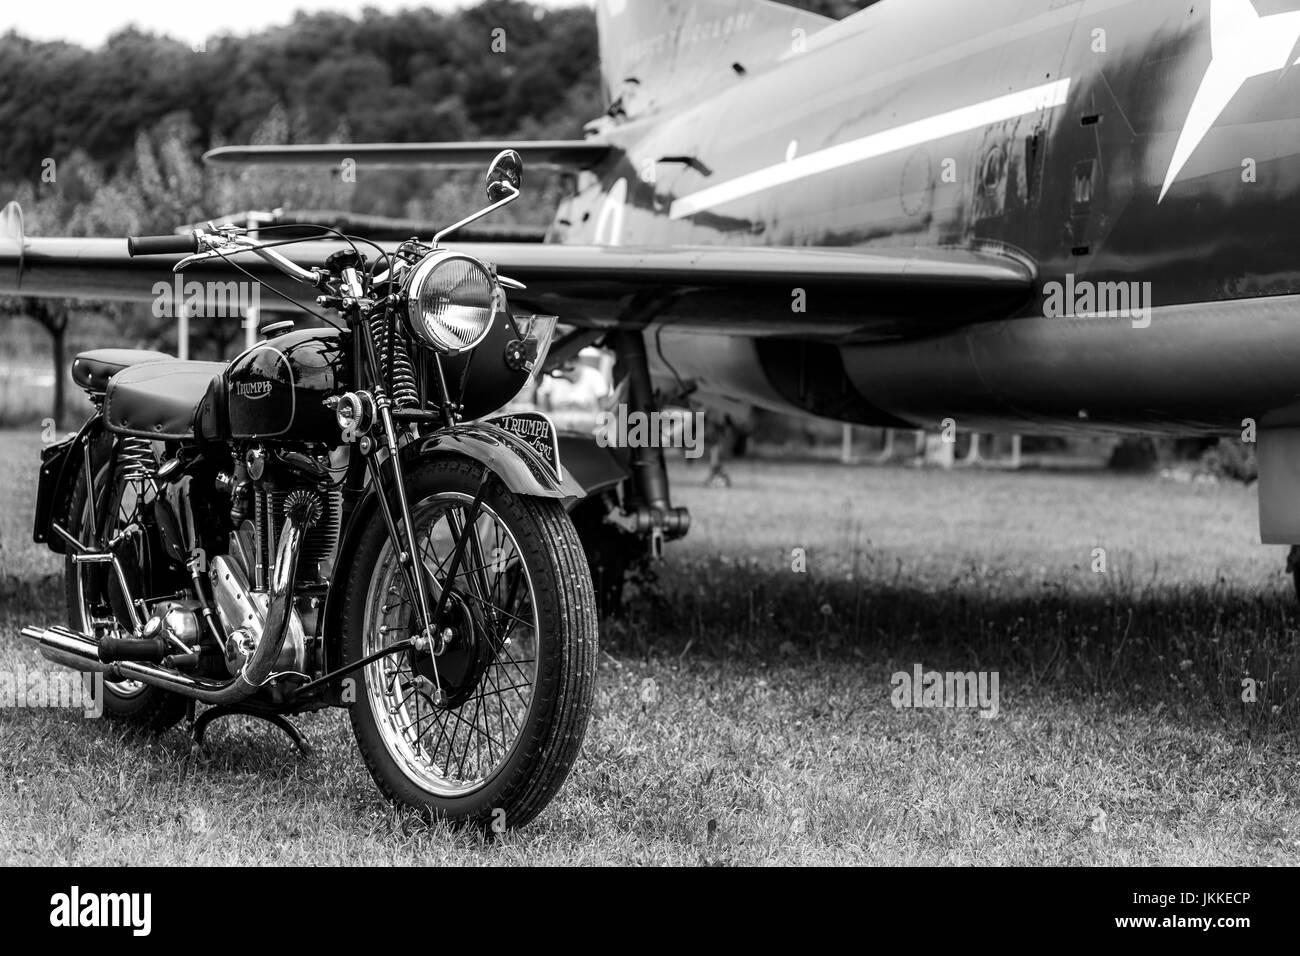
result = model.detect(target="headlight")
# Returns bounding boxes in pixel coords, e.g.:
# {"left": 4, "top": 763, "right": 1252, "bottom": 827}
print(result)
{"left": 403, "top": 250, "right": 501, "bottom": 352}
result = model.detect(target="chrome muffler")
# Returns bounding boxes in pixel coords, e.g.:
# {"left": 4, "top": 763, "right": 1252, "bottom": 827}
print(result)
{"left": 21, "top": 504, "right": 310, "bottom": 705}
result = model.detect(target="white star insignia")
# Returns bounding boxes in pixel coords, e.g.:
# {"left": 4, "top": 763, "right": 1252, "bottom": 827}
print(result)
{"left": 1160, "top": 0, "right": 1300, "bottom": 202}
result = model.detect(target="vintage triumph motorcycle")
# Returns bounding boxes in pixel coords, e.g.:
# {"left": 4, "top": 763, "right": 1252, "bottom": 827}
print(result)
{"left": 22, "top": 151, "right": 599, "bottom": 828}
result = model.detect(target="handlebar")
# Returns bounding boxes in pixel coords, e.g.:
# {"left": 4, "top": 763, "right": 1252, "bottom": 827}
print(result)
{"left": 136, "top": 228, "right": 323, "bottom": 286}
{"left": 127, "top": 233, "right": 199, "bottom": 257}
{"left": 135, "top": 224, "right": 513, "bottom": 295}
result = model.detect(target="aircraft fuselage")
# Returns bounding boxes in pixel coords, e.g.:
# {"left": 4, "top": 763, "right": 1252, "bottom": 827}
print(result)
{"left": 562, "top": 0, "right": 1300, "bottom": 437}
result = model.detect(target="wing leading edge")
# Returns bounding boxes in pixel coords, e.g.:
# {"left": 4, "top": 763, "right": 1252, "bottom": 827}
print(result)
{"left": 0, "top": 234, "right": 1035, "bottom": 341}
{"left": 203, "top": 141, "right": 612, "bottom": 170}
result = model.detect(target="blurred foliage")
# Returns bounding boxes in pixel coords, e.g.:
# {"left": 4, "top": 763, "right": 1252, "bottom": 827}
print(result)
{"left": 1197, "top": 439, "right": 1258, "bottom": 484}
{"left": 0, "top": 2, "right": 599, "bottom": 182}
{"left": 0, "top": 0, "right": 868, "bottom": 234}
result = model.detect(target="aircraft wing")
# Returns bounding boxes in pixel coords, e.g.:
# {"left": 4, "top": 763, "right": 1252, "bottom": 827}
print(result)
{"left": 204, "top": 141, "right": 612, "bottom": 170}
{"left": 463, "top": 243, "right": 1035, "bottom": 339}
{"left": 0, "top": 234, "right": 1034, "bottom": 342}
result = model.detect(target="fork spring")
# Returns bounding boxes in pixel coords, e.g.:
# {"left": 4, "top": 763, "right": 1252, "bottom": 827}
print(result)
{"left": 369, "top": 314, "right": 419, "bottom": 408}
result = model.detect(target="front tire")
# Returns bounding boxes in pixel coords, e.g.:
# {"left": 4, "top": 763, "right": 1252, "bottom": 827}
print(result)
{"left": 342, "top": 458, "right": 598, "bottom": 829}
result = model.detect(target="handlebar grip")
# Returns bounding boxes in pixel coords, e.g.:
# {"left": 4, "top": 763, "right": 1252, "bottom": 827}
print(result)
{"left": 127, "top": 233, "right": 199, "bottom": 257}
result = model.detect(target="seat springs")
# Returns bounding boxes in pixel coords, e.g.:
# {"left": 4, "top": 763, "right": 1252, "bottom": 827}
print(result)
{"left": 369, "top": 314, "right": 419, "bottom": 408}
{"left": 117, "top": 437, "right": 156, "bottom": 482}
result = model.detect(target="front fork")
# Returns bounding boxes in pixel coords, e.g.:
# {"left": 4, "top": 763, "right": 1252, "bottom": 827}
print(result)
{"left": 344, "top": 268, "right": 483, "bottom": 684}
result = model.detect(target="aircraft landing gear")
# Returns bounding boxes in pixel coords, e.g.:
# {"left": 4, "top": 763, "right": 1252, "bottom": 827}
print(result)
{"left": 566, "top": 329, "right": 691, "bottom": 614}
{"left": 1287, "top": 546, "right": 1300, "bottom": 600}
{"left": 606, "top": 329, "right": 691, "bottom": 559}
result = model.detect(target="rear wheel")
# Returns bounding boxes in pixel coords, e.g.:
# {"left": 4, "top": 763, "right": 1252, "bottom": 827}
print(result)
{"left": 64, "top": 437, "right": 187, "bottom": 733}
{"left": 342, "top": 458, "right": 598, "bottom": 829}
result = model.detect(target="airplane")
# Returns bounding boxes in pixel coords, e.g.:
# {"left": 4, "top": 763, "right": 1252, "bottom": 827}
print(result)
{"left": 7, "top": 0, "right": 1300, "bottom": 599}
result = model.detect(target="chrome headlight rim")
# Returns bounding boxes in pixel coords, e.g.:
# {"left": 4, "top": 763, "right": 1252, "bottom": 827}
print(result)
{"left": 403, "top": 249, "right": 501, "bottom": 354}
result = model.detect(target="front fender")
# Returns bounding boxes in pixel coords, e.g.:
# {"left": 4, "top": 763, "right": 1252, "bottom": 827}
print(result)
{"left": 320, "top": 422, "right": 585, "bottom": 689}
{"left": 408, "top": 421, "right": 585, "bottom": 500}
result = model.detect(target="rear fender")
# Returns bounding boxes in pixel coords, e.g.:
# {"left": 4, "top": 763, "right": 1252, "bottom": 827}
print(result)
{"left": 34, "top": 414, "right": 104, "bottom": 554}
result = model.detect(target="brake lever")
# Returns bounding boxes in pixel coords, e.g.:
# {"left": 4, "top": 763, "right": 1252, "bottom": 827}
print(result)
{"left": 173, "top": 232, "right": 242, "bottom": 272}
{"left": 173, "top": 247, "right": 228, "bottom": 273}
{"left": 172, "top": 235, "right": 318, "bottom": 285}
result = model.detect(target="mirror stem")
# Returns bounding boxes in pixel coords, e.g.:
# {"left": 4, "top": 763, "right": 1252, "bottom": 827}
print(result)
{"left": 432, "top": 184, "right": 519, "bottom": 245}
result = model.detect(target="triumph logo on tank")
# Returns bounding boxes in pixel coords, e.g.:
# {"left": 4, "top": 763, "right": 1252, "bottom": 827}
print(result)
{"left": 150, "top": 276, "right": 260, "bottom": 318}
{"left": 1041, "top": 274, "right": 1152, "bottom": 329}
{"left": 235, "top": 379, "right": 273, "bottom": 400}
{"left": 49, "top": 886, "right": 151, "bottom": 936}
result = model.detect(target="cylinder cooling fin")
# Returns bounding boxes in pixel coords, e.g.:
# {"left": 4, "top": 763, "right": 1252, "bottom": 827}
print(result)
{"left": 255, "top": 487, "right": 342, "bottom": 584}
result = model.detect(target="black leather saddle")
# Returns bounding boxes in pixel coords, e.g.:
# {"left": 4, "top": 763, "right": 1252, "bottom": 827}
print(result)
{"left": 71, "top": 349, "right": 171, "bottom": 393}
{"left": 103, "top": 359, "right": 228, "bottom": 441}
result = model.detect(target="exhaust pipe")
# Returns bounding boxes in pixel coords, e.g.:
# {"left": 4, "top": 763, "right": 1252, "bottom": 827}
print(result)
{"left": 21, "top": 624, "right": 112, "bottom": 674}
{"left": 21, "top": 505, "right": 309, "bottom": 705}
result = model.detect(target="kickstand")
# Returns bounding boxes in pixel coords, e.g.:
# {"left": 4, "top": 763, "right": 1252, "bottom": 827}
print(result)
{"left": 191, "top": 704, "right": 313, "bottom": 757}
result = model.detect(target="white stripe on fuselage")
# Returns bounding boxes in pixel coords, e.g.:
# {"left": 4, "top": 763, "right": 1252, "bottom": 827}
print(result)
{"left": 667, "top": 77, "right": 1071, "bottom": 220}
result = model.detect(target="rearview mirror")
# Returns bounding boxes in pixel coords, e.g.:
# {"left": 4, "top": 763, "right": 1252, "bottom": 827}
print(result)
{"left": 486, "top": 149, "right": 523, "bottom": 202}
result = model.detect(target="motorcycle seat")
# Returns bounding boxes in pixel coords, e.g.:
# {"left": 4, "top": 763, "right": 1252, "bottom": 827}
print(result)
{"left": 104, "top": 360, "right": 228, "bottom": 440}
{"left": 71, "top": 348, "right": 172, "bottom": 393}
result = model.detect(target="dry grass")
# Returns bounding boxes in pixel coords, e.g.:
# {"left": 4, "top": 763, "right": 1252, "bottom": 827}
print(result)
{"left": 0, "top": 428, "right": 1298, "bottom": 864}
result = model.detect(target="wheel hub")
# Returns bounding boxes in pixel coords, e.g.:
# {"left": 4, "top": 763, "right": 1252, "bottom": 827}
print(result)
{"left": 410, "top": 592, "right": 489, "bottom": 708}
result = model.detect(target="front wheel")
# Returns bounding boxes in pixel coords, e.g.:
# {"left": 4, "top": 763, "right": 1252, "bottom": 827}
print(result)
{"left": 342, "top": 458, "right": 598, "bottom": 829}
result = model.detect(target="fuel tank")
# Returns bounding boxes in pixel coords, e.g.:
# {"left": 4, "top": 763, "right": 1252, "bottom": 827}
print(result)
{"left": 226, "top": 328, "right": 348, "bottom": 441}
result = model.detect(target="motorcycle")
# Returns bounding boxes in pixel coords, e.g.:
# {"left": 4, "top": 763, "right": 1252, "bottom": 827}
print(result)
{"left": 22, "top": 150, "right": 599, "bottom": 829}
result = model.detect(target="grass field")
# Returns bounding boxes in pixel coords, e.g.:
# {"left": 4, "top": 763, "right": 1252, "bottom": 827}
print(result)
{"left": 0, "top": 427, "right": 1298, "bottom": 865}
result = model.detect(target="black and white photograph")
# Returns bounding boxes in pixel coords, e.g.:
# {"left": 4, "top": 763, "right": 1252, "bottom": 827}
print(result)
{"left": 0, "top": 0, "right": 1291, "bottom": 914}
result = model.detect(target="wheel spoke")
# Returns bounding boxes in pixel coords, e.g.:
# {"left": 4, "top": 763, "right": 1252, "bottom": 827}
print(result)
{"left": 363, "top": 492, "right": 538, "bottom": 795}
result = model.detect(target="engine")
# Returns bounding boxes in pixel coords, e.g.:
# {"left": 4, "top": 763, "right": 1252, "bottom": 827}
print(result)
{"left": 209, "top": 549, "right": 307, "bottom": 677}
{"left": 209, "top": 444, "right": 343, "bottom": 681}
